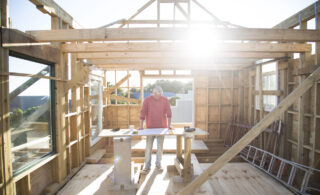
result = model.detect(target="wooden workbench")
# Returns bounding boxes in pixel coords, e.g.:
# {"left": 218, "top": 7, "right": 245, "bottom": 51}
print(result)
{"left": 99, "top": 128, "right": 208, "bottom": 183}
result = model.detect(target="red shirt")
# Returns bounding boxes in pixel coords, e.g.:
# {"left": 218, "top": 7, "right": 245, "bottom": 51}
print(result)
{"left": 140, "top": 96, "right": 172, "bottom": 128}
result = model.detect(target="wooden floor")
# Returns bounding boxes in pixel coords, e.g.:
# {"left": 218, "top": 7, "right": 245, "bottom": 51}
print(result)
{"left": 131, "top": 137, "right": 208, "bottom": 153}
{"left": 200, "top": 163, "right": 293, "bottom": 195}
{"left": 58, "top": 154, "right": 293, "bottom": 195}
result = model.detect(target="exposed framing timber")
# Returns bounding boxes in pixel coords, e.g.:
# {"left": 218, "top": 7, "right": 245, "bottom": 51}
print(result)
{"left": 274, "top": 1, "right": 320, "bottom": 29}
{"left": 107, "top": 95, "right": 140, "bottom": 104}
{"left": 95, "top": 64, "right": 245, "bottom": 70}
{"left": 77, "top": 51, "right": 287, "bottom": 59}
{"left": 89, "top": 58, "right": 254, "bottom": 65}
{"left": 119, "top": 0, "right": 156, "bottom": 28}
{"left": 1, "top": 28, "right": 60, "bottom": 64}
{"left": 252, "top": 90, "right": 283, "bottom": 96}
{"left": 27, "top": 28, "right": 320, "bottom": 42}
{"left": 0, "top": 71, "right": 66, "bottom": 81}
{"left": 29, "top": 0, "right": 81, "bottom": 28}
{"left": 0, "top": 47, "right": 14, "bottom": 195}
{"left": 104, "top": 74, "right": 131, "bottom": 96}
{"left": 178, "top": 66, "right": 320, "bottom": 195}
{"left": 61, "top": 42, "right": 311, "bottom": 53}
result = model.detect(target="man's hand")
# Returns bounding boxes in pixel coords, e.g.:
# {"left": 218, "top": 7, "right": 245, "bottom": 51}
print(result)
{"left": 168, "top": 126, "right": 174, "bottom": 130}
{"left": 138, "top": 127, "right": 144, "bottom": 130}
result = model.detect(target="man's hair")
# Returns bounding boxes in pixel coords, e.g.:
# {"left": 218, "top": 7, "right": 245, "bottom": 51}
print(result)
{"left": 152, "top": 85, "right": 163, "bottom": 95}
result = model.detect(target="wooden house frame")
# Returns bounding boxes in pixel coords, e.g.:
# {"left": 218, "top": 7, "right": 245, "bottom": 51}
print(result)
{"left": 1, "top": 0, "right": 320, "bottom": 194}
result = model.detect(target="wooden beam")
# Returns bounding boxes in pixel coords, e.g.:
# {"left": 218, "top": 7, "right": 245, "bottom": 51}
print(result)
{"left": 119, "top": 0, "right": 156, "bottom": 28}
{"left": 95, "top": 64, "right": 246, "bottom": 70}
{"left": 29, "top": 0, "right": 81, "bottom": 28}
{"left": 61, "top": 42, "right": 311, "bottom": 53}
{"left": 27, "top": 28, "right": 320, "bottom": 42}
{"left": 252, "top": 90, "right": 283, "bottom": 96}
{"left": 178, "top": 66, "right": 320, "bottom": 195}
{"left": 107, "top": 95, "right": 140, "bottom": 104}
{"left": 77, "top": 52, "right": 286, "bottom": 59}
{"left": 1, "top": 28, "right": 60, "bottom": 64}
{"left": 0, "top": 71, "right": 66, "bottom": 81}
{"left": 119, "top": 19, "right": 218, "bottom": 25}
{"left": 273, "top": 1, "right": 320, "bottom": 29}
{"left": 88, "top": 58, "right": 254, "bottom": 65}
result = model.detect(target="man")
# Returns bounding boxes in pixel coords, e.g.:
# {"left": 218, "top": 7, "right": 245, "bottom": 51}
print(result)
{"left": 139, "top": 85, "right": 173, "bottom": 173}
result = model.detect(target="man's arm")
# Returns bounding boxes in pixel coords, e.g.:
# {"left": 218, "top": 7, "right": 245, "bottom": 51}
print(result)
{"left": 167, "top": 117, "right": 173, "bottom": 129}
{"left": 165, "top": 98, "right": 173, "bottom": 129}
{"left": 139, "top": 98, "right": 148, "bottom": 129}
{"left": 139, "top": 119, "right": 144, "bottom": 130}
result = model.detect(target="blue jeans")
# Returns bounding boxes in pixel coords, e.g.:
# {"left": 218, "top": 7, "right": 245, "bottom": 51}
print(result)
{"left": 144, "top": 136, "right": 164, "bottom": 169}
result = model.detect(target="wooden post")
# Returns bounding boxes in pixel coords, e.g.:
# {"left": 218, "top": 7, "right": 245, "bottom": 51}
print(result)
{"left": 279, "top": 61, "right": 288, "bottom": 158}
{"left": 176, "top": 135, "right": 183, "bottom": 162}
{"left": 312, "top": 12, "right": 320, "bottom": 167}
{"left": 231, "top": 71, "right": 235, "bottom": 122}
{"left": 139, "top": 71, "right": 144, "bottom": 103}
{"left": 51, "top": 15, "right": 67, "bottom": 184}
{"left": 258, "top": 65, "right": 264, "bottom": 149}
{"left": 178, "top": 66, "right": 320, "bottom": 195}
{"left": 248, "top": 71, "right": 253, "bottom": 125}
{"left": 103, "top": 71, "right": 107, "bottom": 106}
{"left": 0, "top": 47, "right": 15, "bottom": 195}
{"left": 16, "top": 174, "right": 31, "bottom": 195}
{"left": 218, "top": 87, "right": 221, "bottom": 138}
{"left": 71, "top": 54, "right": 80, "bottom": 168}
{"left": 1, "top": 2, "right": 14, "bottom": 194}
{"left": 183, "top": 136, "right": 192, "bottom": 183}
{"left": 297, "top": 21, "right": 308, "bottom": 164}
{"left": 1, "top": 0, "right": 8, "bottom": 27}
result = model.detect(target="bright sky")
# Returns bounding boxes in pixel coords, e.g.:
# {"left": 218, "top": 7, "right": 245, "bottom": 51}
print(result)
{"left": 9, "top": 0, "right": 317, "bottom": 30}
{"left": 7, "top": 0, "right": 318, "bottom": 96}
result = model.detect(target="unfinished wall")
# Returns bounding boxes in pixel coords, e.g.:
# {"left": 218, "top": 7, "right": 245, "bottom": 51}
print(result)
{"left": 194, "top": 70, "right": 249, "bottom": 140}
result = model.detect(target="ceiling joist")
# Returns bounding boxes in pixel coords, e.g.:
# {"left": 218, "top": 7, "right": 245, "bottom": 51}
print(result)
{"left": 61, "top": 42, "right": 311, "bottom": 53}
{"left": 76, "top": 52, "right": 287, "bottom": 59}
{"left": 27, "top": 28, "right": 320, "bottom": 42}
{"left": 87, "top": 58, "right": 255, "bottom": 65}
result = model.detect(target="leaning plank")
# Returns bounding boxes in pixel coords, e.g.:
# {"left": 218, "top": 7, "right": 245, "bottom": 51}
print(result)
{"left": 27, "top": 28, "right": 320, "bottom": 42}
{"left": 104, "top": 74, "right": 131, "bottom": 96}
{"left": 178, "top": 66, "right": 320, "bottom": 195}
{"left": 86, "top": 149, "right": 106, "bottom": 164}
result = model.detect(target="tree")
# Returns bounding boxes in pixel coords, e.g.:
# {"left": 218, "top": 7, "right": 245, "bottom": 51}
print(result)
{"left": 144, "top": 80, "right": 192, "bottom": 94}
{"left": 169, "top": 96, "right": 180, "bottom": 106}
